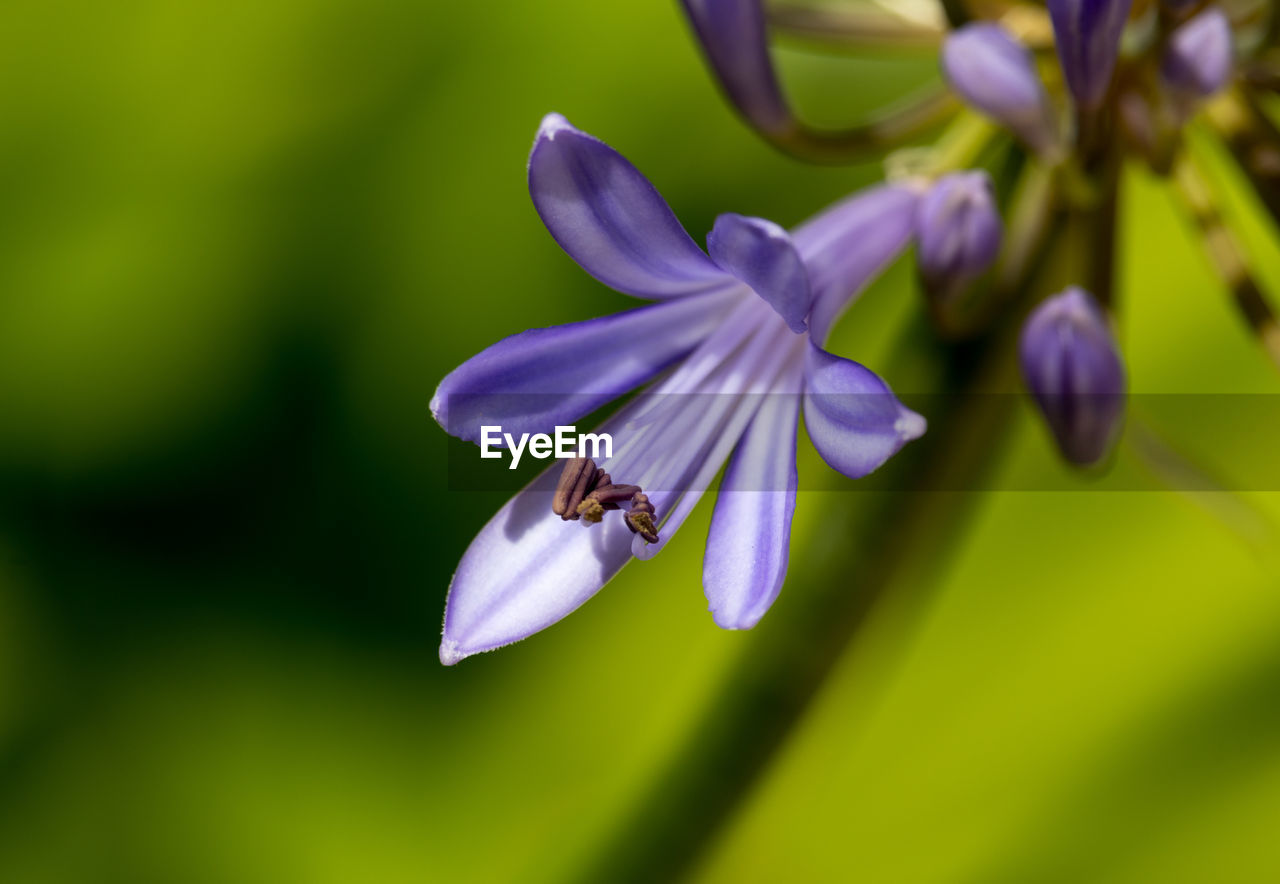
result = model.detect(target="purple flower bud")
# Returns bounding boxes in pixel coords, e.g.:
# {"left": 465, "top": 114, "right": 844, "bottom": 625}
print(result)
{"left": 942, "top": 23, "right": 1060, "bottom": 155}
{"left": 915, "top": 171, "right": 1003, "bottom": 299}
{"left": 1161, "top": 7, "right": 1234, "bottom": 98}
{"left": 1019, "top": 287, "right": 1126, "bottom": 466}
{"left": 1047, "top": 0, "right": 1134, "bottom": 110}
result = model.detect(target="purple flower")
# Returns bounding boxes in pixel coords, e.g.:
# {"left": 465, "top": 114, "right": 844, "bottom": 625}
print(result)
{"left": 1162, "top": 7, "right": 1234, "bottom": 99}
{"left": 942, "top": 23, "right": 1060, "bottom": 155}
{"left": 1019, "top": 287, "right": 1126, "bottom": 466}
{"left": 679, "top": 0, "right": 792, "bottom": 137}
{"left": 1047, "top": 0, "right": 1134, "bottom": 110}
{"left": 431, "top": 114, "right": 925, "bottom": 664}
{"left": 915, "top": 171, "right": 1003, "bottom": 299}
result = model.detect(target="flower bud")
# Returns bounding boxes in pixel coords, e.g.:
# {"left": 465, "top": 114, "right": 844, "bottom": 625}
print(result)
{"left": 1161, "top": 7, "right": 1234, "bottom": 99}
{"left": 1048, "top": 0, "right": 1134, "bottom": 110}
{"left": 1019, "top": 287, "right": 1126, "bottom": 466}
{"left": 941, "top": 23, "right": 1060, "bottom": 155}
{"left": 915, "top": 171, "right": 1003, "bottom": 300}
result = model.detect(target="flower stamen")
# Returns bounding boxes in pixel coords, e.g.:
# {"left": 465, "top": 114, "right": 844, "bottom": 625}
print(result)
{"left": 552, "top": 457, "right": 659, "bottom": 541}
{"left": 625, "top": 493, "right": 660, "bottom": 544}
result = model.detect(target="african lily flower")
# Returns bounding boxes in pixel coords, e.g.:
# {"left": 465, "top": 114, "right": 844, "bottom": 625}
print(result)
{"left": 681, "top": 0, "right": 1280, "bottom": 469}
{"left": 430, "top": 114, "right": 925, "bottom": 664}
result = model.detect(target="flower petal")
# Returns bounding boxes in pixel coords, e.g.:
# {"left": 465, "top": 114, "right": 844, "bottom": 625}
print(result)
{"left": 626, "top": 316, "right": 802, "bottom": 561}
{"left": 791, "top": 185, "right": 920, "bottom": 345}
{"left": 439, "top": 465, "right": 637, "bottom": 665}
{"left": 528, "top": 113, "right": 733, "bottom": 299}
{"left": 707, "top": 213, "right": 812, "bottom": 333}
{"left": 802, "top": 342, "right": 925, "bottom": 479}
{"left": 679, "top": 0, "right": 792, "bottom": 136}
{"left": 431, "top": 291, "right": 733, "bottom": 444}
{"left": 703, "top": 389, "right": 800, "bottom": 630}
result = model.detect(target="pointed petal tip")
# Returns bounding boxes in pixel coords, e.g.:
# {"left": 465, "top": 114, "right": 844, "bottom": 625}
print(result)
{"left": 707, "top": 212, "right": 812, "bottom": 334}
{"left": 710, "top": 607, "right": 764, "bottom": 631}
{"left": 428, "top": 386, "right": 446, "bottom": 427}
{"left": 536, "top": 112, "right": 575, "bottom": 142}
{"left": 439, "top": 637, "right": 469, "bottom": 666}
{"left": 896, "top": 408, "right": 927, "bottom": 441}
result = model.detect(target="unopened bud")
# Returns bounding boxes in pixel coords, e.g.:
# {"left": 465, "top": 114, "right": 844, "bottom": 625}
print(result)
{"left": 1047, "top": 0, "right": 1134, "bottom": 110}
{"left": 1019, "top": 287, "right": 1126, "bottom": 466}
{"left": 916, "top": 171, "right": 1003, "bottom": 301}
{"left": 1162, "top": 7, "right": 1234, "bottom": 99}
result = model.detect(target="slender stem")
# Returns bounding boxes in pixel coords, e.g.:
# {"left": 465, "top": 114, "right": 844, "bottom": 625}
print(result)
{"left": 1081, "top": 153, "right": 1121, "bottom": 308}
{"left": 768, "top": 0, "right": 943, "bottom": 50}
{"left": 573, "top": 188, "right": 1102, "bottom": 883}
{"left": 1203, "top": 87, "right": 1280, "bottom": 229}
{"left": 769, "top": 88, "right": 961, "bottom": 165}
{"left": 1170, "top": 148, "right": 1280, "bottom": 369}
{"left": 572, "top": 320, "right": 1025, "bottom": 884}
{"left": 939, "top": 0, "right": 972, "bottom": 28}
{"left": 996, "top": 161, "right": 1058, "bottom": 294}
{"left": 1241, "top": 61, "right": 1280, "bottom": 93}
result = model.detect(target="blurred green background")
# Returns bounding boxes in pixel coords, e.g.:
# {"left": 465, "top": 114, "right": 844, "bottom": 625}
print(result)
{"left": 1, "top": 1, "right": 1279, "bottom": 881}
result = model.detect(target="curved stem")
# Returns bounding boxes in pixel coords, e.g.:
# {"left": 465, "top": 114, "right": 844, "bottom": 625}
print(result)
{"left": 767, "top": 87, "right": 961, "bottom": 165}
{"left": 1204, "top": 87, "right": 1280, "bottom": 228}
{"left": 1170, "top": 147, "right": 1280, "bottom": 369}
{"left": 767, "top": 0, "right": 943, "bottom": 50}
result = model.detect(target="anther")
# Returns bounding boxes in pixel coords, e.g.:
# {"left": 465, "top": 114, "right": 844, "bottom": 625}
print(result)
{"left": 625, "top": 492, "right": 660, "bottom": 544}
{"left": 576, "top": 499, "right": 605, "bottom": 523}
{"left": 551, "top": 459, "right": 657, "bottom": 540}
{"left": 552, "top": 456, "right": 596, "bottom": 521}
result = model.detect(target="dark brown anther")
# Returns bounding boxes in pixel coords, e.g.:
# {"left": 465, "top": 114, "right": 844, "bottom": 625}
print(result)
{"left": 552, "top": 457, "right": 595, "bottom": 521}
{"left": 552, "top": 459, "right": 656, "bottom": 540}
{"left": 624, "top": 492, "right": 659, "bottom": 544}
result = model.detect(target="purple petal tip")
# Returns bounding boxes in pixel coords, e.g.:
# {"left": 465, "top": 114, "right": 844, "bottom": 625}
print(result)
{"left": 439, "top": 637, "right": 468, "bottom": 666}
{"left": 536, "top": 112, "right": 575, "bottom": 142}
{"left": 896, "top": 408, "right": 927, "bottom": 441}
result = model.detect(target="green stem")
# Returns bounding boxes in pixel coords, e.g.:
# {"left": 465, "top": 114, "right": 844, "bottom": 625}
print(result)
{"left": 767, "top": 1, "right": 943, "bottom": 51}
{"left": 768, "top": 88, "right": 961, "bottom": 165}
{"left": 1171, "top": 146, "right": 1280, "bottom": 368}
{"left": 573, "top": 193, "right": 1092, "bottom": 882}
{"left": 572, "top": 322, "right": 1023, "bottom": 884}
{"left": 1204, "top": 87, "right": 1280, "bottom": 230}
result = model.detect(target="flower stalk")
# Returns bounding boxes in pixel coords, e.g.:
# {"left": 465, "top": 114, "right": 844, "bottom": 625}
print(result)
{"left": 572, "top": 203, "right": 1088, "bottom": 884}
{"left": 1170, "top": 146, "right": 1280, "bottom": 368}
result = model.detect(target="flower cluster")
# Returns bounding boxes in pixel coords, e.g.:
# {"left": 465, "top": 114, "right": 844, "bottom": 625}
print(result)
{"left": 431, "top": 0, "right": 1280, "bottom": 663}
